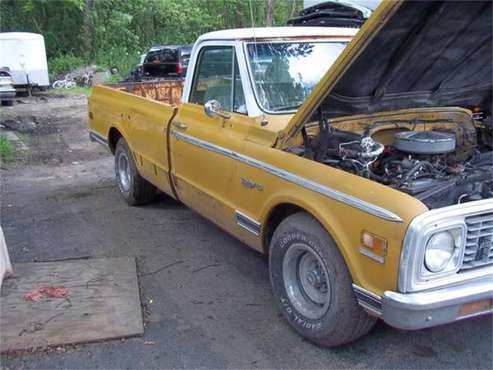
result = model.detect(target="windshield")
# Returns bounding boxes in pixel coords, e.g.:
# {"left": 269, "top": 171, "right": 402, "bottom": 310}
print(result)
{"left": 246, "top": 42, "right": 347, "bottom": 112}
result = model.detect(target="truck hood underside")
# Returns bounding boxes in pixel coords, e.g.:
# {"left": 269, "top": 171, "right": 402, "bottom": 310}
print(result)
{"left": 319, "top": 0, "right": 492, "bottom": 119}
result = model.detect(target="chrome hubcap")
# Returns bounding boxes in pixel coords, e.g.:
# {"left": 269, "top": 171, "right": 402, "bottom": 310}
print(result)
{"left": 282, "top": 243, "right": 331, "bottom": 319}
{"left": 117, "top": 152, "right": 131, "bottom": 192}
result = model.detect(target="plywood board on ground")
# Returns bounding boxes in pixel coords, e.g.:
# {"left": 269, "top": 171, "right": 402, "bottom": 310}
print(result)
{"left": 0, "top": 256, "right": 143, "bottom": 352}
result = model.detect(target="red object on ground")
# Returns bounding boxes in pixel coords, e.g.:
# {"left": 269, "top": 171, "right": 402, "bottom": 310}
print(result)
{"left": 24, "top": 286, "right": 69, "bottom": 301}
{"left": 23, "top": 288, "right": 44, "bottom": 301}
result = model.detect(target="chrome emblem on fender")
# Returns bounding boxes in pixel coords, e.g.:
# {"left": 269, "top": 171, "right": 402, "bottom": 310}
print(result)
{"left": 240, "top": 177, "right": 263, "bottom": 191}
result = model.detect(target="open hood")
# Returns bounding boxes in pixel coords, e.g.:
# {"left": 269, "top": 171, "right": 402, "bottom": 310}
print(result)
{"left": 280, "top": 0, "right": 492, "bottom": 145}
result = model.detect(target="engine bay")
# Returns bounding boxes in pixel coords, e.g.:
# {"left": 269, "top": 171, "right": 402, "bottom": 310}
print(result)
{"left": 288, "top": 109, "right": 493, "bottom": 209}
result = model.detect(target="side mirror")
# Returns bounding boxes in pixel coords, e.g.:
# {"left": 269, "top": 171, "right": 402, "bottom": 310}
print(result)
{"left": 204, "top": 100, "right": 230, "bottom": 119}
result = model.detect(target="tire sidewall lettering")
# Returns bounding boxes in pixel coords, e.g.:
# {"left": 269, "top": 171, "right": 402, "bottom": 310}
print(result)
{"left": 275, "top": 231, "right": 327, "bottom": 333}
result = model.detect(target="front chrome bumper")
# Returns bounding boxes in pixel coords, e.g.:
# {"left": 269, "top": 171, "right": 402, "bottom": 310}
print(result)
{"left": 354, "top": 274, "right": 493, "bottom": 330}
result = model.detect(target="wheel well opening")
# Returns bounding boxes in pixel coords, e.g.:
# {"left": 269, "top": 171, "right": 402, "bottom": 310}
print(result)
{"left": 108, "top": 127, "right": 122, "bottom": 154}
{"left": 263, "top": 203, "right": 304, "bottom": 254}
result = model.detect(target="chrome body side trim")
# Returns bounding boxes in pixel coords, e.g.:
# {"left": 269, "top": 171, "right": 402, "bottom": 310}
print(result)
{"left": 172, "top": 130, "right": 403, "bottom": 223}
{"left": 399, "top": 199, "right": 493, "bottom": 293}
{"left": 235, "top": 210, "right": 261, "bottom": 236}
{"left": 89, "top": 130, "right": 108, "bottom": 146}
{"left": 352, "top": 284, "right": 382, "bottom": 316}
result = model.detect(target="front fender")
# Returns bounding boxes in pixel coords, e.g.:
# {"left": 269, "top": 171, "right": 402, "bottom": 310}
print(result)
{"left": 249, "top": 150, "right": 428, "bottom": 296}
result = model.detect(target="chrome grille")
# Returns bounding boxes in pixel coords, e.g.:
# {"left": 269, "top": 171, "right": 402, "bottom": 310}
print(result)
{"left": 460, "top": 212, "right": 493, "bottom": 271}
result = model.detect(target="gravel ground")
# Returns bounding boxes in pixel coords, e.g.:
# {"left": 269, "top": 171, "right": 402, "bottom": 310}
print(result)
{"left": 0, "top": 95, "right": 491, "bottom": 369}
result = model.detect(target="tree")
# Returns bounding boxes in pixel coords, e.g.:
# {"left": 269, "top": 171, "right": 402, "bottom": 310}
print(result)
{"left": 266, "top": 0, "right": 275, "bottom": 26}
{"left": 0, "top": 0, "right": 301, "bottom": 76}
{"left": 82, "top": 0, "right": 94, "bottom": 59}
{"left": 290, "top": 0, "right": 297, "bottom": 18}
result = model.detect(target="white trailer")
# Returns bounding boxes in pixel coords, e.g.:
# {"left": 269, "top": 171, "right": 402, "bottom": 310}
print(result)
{"left": 0, "top": 32, "right": 49, "bottom": 88}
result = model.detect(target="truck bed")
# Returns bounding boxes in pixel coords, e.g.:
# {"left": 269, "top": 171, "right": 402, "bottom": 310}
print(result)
{"left": 89, "top": 79, "right": 181, "bottom": 197}
{"left": 108, "top": 79, "right": 184, "bottom": 105}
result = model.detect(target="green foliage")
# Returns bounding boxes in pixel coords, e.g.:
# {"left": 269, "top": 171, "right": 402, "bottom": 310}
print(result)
{"left": 0, "top": 0, "right": 84, "bottom": 57}
{"left": 105, "top": 73, "right": 126, "bottom": 84}
{"left": 93, "top": 47, "right": 140, "bottom": 79}
{"left": 45, "top": 86, "right": 92, "bottom": 96}
{"left": 0, "top": 0, "right": 303, "bottom": 79}
{"left": 0, "top": 135, "right": 14, "bottom": 163}
{"left": 48, "top": 53, "right": 86, "bottom": 78}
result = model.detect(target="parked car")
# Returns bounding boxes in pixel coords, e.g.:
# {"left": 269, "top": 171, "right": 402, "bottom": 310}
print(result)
{"left": 89, "top": 0, "right": 492, "bottom": 346}
{"left": 0, "top": 67, "right": 16, "bottom": 106}
{"left": 142, "top": 45, "right": 192, "bottom": 79}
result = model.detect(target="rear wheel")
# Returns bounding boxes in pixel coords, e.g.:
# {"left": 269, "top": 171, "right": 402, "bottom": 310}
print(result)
{"left": 269, "top": 212, "right": 376, "bottom": 347}
{"left": 1, "top": 100, "right": 13, "bottom": 106}
{"left": 114, "top": 137, "right": 156, "bottom": 206}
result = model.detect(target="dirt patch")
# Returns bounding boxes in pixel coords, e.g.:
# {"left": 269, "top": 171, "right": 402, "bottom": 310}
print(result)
{"left": 0, "top": 94, "right": 107, "bottom": 166}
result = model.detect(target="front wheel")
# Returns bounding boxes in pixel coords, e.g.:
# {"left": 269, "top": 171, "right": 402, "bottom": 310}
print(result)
{"left": 269, "top": 212, "right": 376, "bottom": 347}
{"left": 114, "top": 137, "right": 157, "bottom": 206}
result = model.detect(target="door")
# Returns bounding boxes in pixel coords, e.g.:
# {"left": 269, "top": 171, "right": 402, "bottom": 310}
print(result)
{"left": 170, "top": 43, "right": 251, "bottom": 233}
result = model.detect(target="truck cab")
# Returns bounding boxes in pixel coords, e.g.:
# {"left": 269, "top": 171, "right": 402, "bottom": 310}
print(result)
{"left": 184, "top": 27, "right": 356, "bottom": 117}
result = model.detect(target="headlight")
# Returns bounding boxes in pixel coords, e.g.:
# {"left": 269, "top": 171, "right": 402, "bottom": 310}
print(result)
{"left": 422, "top": 227, "right": 464, "bottom": 277}
{"left": 397, "top": 202, "right": 489, "bottom": 293}
{"left": 424, "top": 231, "right": 455, "bottom": 272}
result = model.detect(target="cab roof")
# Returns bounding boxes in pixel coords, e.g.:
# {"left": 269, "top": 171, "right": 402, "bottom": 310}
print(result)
{"left": 196, "top": 27, "right": 358, "bottom": 43}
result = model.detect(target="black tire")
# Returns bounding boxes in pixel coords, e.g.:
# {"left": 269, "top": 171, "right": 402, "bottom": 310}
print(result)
{"left": 1, "top": 100, "right": 13, "bottom": 106}
{"left": 114, "top": 137, "right": 156, "bottom": 206}
{"left": 269, "top": 212, "right": 376, "bottom": 347}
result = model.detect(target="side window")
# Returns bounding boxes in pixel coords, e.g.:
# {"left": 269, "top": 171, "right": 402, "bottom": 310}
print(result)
{"left": 190, "top": 46, "right": 247, "bottom": 115}
{"left": 190, "top": 46, "right": 233, "bottom": 111}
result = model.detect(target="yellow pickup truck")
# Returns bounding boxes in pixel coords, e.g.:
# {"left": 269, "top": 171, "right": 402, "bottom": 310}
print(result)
{"left": 89, "top": 0, "right": 492, "bottom": 346}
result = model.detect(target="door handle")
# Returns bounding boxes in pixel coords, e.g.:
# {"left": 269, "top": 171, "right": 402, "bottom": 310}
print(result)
{"left": 173, "top": 121, "right": 188, "bottom": 130}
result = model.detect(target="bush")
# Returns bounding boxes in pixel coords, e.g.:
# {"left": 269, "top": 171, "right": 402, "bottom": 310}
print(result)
{"left": 94, "top": 47, "right": 140, "bottom": 80}
{"left": 48, "top": 53, "right": 86, "bottom": 79}
{"left": 106, "top": 74, "right": 124, "bottom": 84}
{"left": 0, "top": 135, "right": 14, "bottom": 163}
